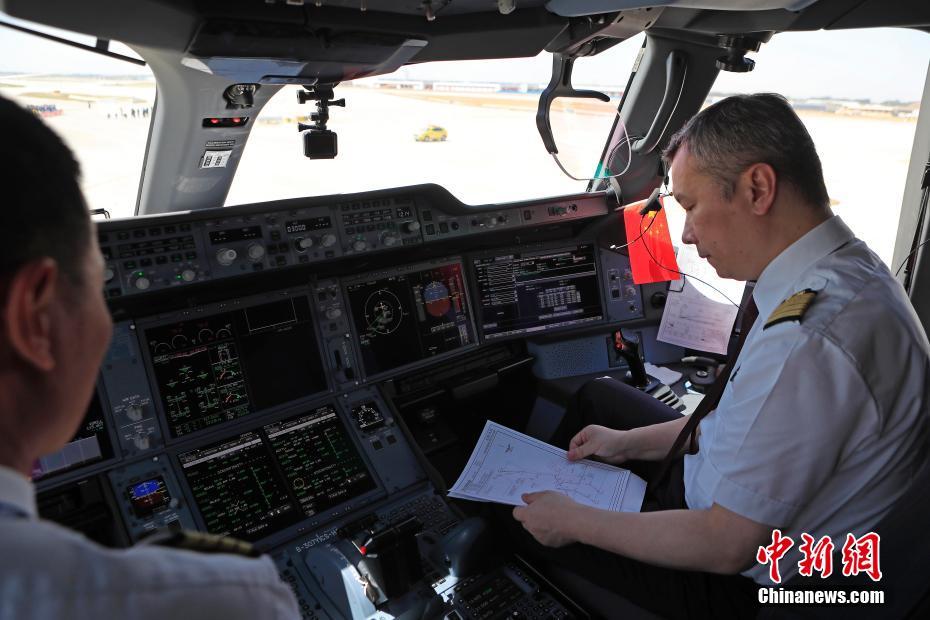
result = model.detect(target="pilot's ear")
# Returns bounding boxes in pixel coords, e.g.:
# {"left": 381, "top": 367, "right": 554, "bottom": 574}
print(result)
{"left": 744, "top": 162, "right": 777, "bottom": 216}
{"left": 2, "top": 258, "right": 59, "bottom": 372}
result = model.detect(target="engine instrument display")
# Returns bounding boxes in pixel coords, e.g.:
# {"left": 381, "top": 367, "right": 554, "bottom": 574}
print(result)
{"left": 473, "top": 244, "right": 603, "bottom": 339}
{"left": 145, "top": 296, "right": 328, "bottom": 438}
{"left": 345, "top": 260, "right": 475, "bottom": 376}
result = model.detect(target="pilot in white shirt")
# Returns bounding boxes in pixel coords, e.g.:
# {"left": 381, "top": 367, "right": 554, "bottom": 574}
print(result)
{"left": 512, "top": 93, "right": 930, "bottom": 619}
{"left": 0, "top": 94, "right": 300, "bottom": 620}
{"left": 685, "top": 214, "right": 930, "bottom": 585}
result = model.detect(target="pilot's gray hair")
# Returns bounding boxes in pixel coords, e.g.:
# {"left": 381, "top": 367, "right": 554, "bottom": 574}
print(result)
{"left": 663, "top": 93, "right": 830, "bottom": 210}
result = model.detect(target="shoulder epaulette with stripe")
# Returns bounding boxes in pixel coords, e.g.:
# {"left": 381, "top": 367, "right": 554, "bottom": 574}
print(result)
{"left": 764, "top": 289, "right": 817, "bottom": 330}
{"left": 137, "top": 529, "right": 261, "bottom": 558}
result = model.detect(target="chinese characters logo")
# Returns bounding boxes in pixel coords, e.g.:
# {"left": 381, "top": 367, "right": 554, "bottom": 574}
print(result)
{"left": 756, "top": 530, "right": 881, "bottom": 584}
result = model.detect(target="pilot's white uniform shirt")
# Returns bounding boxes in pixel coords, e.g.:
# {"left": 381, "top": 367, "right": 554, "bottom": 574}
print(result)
{"left": 683, "top": 215, "right": 930, "bottom": 585}
{"left": 0, "top": 466, "right": 300, "bottom": 619}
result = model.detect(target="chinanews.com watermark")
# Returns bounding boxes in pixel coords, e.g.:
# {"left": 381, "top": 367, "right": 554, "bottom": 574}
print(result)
{"left": 758, "top": 588, "right": 884, "bottom": 605}
{"left": 755, "top": 530, "right": 885, "bottom": 607}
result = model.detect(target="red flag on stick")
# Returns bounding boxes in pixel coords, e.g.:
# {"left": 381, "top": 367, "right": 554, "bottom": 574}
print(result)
{"left": 622, "top": 197, "right": 681, "bottom": 285}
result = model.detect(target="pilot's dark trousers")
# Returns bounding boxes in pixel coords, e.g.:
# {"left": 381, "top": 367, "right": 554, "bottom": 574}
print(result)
{"left": 511, "top": 377, "right": 760, "bottom": 620}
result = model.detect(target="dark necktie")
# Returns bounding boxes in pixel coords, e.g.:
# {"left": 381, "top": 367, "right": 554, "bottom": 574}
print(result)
{"left": 650, "top": 295, "right": 759, "bottom": 487}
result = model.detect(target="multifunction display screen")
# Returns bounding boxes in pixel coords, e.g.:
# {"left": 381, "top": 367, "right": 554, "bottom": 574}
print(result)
{"left": 345, "top": 261, "right": 474, "bottom": 376}
{"left": 178, "top": 404, "right": 376, "bottom": 542}
{"left": 264, "top": 405, "right": 376, "bottom": 518}
{"left": 473, "top": 244, "right": 603, "bottom": 340}
{"left": 179, "top": 431, "right": 299, "bottom": 542}
{"left": 32, "top": 392, "right": 114, "bottom": 481}
{"left": 145, "top": 296, "right": 328, "bottom": 438}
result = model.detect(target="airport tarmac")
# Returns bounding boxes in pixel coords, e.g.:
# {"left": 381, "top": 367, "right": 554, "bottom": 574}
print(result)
{"left": 0, "top": 79, "right": 918, "bottom": 268}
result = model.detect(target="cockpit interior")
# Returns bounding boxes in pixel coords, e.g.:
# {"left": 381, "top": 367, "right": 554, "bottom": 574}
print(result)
{"left": 2, "top": 1, "right": 930, "bottom": 618}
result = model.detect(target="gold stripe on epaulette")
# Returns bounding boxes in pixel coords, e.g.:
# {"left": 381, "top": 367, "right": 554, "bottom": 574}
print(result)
{"left": 764, "top": 289, "right": 817, "bottom": 330}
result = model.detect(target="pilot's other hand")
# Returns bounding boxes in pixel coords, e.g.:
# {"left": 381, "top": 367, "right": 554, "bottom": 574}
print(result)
{"left": 512, "top": 491, "right": 581, "bottom": 548}
{"left": 568, "top": 424, "right": 629, "bottom": 463}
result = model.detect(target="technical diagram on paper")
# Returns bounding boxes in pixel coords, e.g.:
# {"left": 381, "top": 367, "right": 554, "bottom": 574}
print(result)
{"left": 657, "top": 244, "right": 743, "bottom": 355}
{"left": 448, "top": 421, "right": 646, "bottom": 512}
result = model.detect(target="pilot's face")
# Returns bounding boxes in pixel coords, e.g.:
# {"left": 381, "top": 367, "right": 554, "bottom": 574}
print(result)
{"left": 51, "top": 232, "right": 113, "bottom": 450}
{"left": 671, "top": 144, "right": 755, "bottom": 281}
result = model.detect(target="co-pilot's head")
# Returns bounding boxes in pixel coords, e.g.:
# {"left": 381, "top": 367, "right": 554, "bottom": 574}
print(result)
{"left": 0, "top": 95, "right": 112, "bottom": 465}
{"left": 663, "top": 93, "right": 832, "bottom": 281}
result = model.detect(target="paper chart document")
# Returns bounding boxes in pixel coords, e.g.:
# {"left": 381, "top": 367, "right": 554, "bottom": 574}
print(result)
{"left": 448, "top": 421, "right": 646, "bottom": 512}
{"left": 657, "top": 244, "right": 742, "bottom": 355}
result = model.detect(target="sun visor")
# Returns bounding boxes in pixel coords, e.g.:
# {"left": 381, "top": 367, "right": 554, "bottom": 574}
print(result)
{"left": 183, "top": 20, "right": 427, "bottom": 83}
{"left": 546, "top": 0, "right": 819, "bottom": 17}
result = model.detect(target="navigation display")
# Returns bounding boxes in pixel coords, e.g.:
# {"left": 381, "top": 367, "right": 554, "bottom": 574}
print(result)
{"left": 264, "top": 405, "right": 376, "bottom": 518}
{"left": 145, "top": 296, "right": 328, "bottom": 438}
{"left": 345, "top": 260, "right": 475, "bottom": 376}
{"left": 473, "top": 244, "right": 603, "bottom": 340}
{"left": 32, "top": 392, "right": 114, "bottom": 481}
{"left": 179, "top": 431, "right": 299, "bottom": 542}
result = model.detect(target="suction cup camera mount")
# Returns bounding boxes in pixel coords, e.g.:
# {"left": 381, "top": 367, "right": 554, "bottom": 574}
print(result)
{"left": 297, "top": 84, "right": 345, "bottom": 159}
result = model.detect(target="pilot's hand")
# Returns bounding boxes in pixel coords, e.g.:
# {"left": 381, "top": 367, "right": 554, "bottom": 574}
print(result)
{"left": 512, "top": 491, "right": 582, "bottom": 548}
{"left": 567, "top": 424, "right": 629, "bottom": 463}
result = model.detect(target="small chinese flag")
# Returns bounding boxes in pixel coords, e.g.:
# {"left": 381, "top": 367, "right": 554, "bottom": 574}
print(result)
{"left": 622, "top": 197, "right": 681, "bottom": 285}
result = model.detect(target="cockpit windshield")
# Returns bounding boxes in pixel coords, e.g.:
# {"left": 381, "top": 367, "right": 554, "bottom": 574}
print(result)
{"left": 0, "top": 12, "right": 154, "bottom": 220}
{"left": 226, "top": 37, "right": 644, "bottom": 207}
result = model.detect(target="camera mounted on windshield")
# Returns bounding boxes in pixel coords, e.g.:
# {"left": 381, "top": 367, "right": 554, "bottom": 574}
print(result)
{"left": 297, "top": 83, "right": 345, "bottom": 159}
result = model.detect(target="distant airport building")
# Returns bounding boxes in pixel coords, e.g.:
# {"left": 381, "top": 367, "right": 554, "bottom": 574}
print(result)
{"left": 366, "top": 79, "right": 426, "bottom": 90}
{"left": 432, "top": 81, "right": 500, "bottom": 93}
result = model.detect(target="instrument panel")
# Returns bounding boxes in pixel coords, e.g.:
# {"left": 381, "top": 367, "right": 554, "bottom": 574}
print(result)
{"left": 37, "top": 186, "right": 649, "bottom": 619}
{"left": 98, "top": 186, "right": 608, "bottom": 299}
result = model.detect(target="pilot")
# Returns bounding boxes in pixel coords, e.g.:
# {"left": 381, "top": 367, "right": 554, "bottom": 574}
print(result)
{"left": 511, "top": 93, "right": 930, "bottom": 618}
{"left": 0, "top": 95, "right": 300, "bottom": 619}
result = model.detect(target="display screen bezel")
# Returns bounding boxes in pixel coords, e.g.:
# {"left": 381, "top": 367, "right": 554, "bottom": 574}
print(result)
{"left": 169, "top": 399, "right": 386, "bottom": 548}
{"left": 136, "top": 287, "right": 333, "bottom": 445}
{"left": 340, "top": 256, "right": 479, "bottom": 381}
{"left": 468, "top": 243, "right": 607, "bottom": 343}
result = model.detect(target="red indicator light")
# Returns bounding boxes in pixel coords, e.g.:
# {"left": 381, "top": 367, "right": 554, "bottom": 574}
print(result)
{"left": 359, "top": 546, "right": 367, "bottom": 555}
{"left": 210, "top": 118, "right": 219, "bottom": 124}
{"left": 232, "top": 117, "right": 241, "bottom": 123}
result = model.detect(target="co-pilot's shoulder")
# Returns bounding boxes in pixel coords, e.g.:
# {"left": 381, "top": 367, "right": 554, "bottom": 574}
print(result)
{"left": 0, "top": 519, "right": 280, "bottom": 587}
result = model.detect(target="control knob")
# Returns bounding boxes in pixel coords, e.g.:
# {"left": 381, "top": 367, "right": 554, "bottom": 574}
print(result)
{"left": 295, "top": 237, "right": 314, "bottom": 252}
{"left": 352, "top": 239, "right": 368, "bottom": 252}
{"left": 402, "top": 221, "right": 421, "bottom": 234}
{"left": 320, "top": 233, "right": 337, "bottom": 248}
{"left": 125, "top": 404, "right": 144, "bottom": 421}
{"left": 247, "top": 244, "right": 266, "bottom": 262}
{"left": 216, "top": 248, "right": 237, "bottom": 266}
{"left": 380, "top": 232, "right": 400, "bottom": 247}
{"left": 181, "top": 269, "right": 196, "bottom": 282}
{"left": 325, "top": 308, "right": 343, "bottom": 320}
{"left": 133, "top": 275, "right": 151, "bottom": 291}
{"left": 482, "top": 216, "right": 498, "bottom": 228}
{"left": 104, "top": 266, "right": 115, "bottom": 283}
